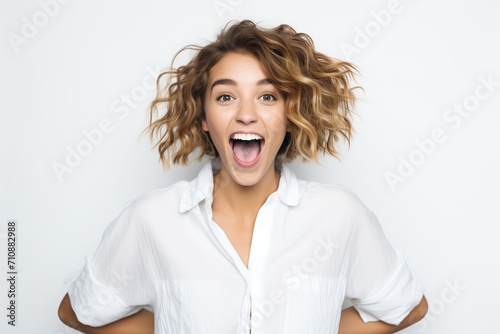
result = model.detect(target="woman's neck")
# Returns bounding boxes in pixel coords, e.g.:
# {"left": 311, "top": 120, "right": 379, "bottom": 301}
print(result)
{"left": 212, "top": 166, "right": 280, "bottom": 224}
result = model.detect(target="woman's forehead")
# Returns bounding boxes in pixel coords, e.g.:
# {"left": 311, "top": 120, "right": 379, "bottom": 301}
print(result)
{"left": 206, "top": 52, "right": 272, "bottom": 87}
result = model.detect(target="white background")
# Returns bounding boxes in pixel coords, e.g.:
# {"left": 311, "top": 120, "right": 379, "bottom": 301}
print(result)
{"left": 1, "top": 0, "right": 499, "bottom": 333}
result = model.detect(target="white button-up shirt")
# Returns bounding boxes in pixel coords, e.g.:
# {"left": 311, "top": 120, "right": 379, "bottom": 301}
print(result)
{"left": 68, "top": 158, "right": 423, "bottom": 334}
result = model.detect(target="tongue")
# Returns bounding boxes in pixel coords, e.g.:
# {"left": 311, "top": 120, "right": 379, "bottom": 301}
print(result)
{"left": 233, "top": 140, "right": 260, "bottom": 163}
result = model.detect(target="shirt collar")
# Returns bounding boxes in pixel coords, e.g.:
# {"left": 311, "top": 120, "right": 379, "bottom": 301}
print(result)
{"left": 179, "top": 158, "right": 300, "bottom": 213}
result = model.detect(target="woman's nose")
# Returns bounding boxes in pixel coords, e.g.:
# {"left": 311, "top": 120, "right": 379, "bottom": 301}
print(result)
{"left": 235, "top": 100, "right": 258, "bottom": 124}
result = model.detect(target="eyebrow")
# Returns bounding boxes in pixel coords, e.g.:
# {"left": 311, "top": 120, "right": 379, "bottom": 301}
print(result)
{"left": 210, "top": 78, "right": 273, "bottom": 91}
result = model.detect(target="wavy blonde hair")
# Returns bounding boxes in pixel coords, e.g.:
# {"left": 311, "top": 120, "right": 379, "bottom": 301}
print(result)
{"left": 147, "top": 20, "right": 360, "bottom": 167}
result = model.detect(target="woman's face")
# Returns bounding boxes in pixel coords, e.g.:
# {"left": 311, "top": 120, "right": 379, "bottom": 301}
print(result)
{"left": 202, "top": 51, "right": 287, "bottom": 187}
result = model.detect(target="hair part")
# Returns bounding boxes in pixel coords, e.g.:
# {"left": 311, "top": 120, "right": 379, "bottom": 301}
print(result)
{"left": 146, "top": 20, "right": 361, "bottom": 167}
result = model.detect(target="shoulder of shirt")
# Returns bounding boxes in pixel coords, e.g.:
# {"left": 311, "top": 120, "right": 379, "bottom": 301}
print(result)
{"left": 299, "top": 178, "right": 363, "bottom": 205}
{"left": 296, "top": 178, "right": 374, "bottom": 219}
{"left": 297, "top": 180, "right": 379, "bottom": 234}
{"left": 119, "top": 180, "right": 191, "bottom": 219}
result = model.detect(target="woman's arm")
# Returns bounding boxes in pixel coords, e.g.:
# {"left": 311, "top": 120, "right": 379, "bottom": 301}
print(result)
{"left": 58, "top": 293, "right": 154, "bottom": 334}
{"left": 338, "top": 295, "right": 428, "bottom": 334}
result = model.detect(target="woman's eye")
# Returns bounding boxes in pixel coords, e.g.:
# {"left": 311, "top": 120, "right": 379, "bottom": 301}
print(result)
{"left": 260, "top": 93, "right": 277, "bottom": 102}
{"left": 216, "top": 94, "right": 234, "bottom": 102}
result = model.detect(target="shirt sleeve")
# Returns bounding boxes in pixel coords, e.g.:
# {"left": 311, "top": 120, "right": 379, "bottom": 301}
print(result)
{"left": 344, "top": 196, "right": 424, "bottom": 326}
{"left": 67, "top": 202, "right": 153, "bottom": 327}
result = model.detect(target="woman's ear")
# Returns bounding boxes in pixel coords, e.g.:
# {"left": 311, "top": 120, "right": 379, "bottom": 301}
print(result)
{"left": 201, "top": 117, "right": 209, "bottom": 132}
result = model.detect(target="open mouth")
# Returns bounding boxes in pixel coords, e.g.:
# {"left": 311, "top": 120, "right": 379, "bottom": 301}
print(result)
{"left": 229, "top": 133, "right": 264, "bottom": 166}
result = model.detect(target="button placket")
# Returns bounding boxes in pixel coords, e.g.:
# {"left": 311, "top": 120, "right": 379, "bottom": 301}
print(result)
{"left": 204, "top": 191, "right": 278, "bottom": 334}
{"left": 204, "top": 198, "right": 254, "bottom": 334}
{"left": 248, "top": 194, "right": 277, "bottom": 333}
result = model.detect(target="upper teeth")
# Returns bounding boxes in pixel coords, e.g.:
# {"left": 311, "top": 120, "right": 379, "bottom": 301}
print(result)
{"left": 231, "top": 133, "right": 262, "bottom": 141}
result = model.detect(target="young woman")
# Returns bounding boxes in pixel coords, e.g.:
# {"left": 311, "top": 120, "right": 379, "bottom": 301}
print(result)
{"left": 58, "top": 20, "right": 427, "bottom": 334}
